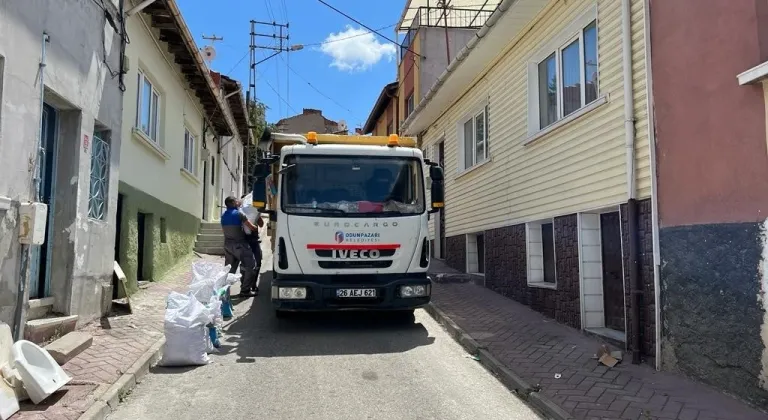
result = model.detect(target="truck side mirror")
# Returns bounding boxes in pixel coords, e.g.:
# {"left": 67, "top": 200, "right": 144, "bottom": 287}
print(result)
{"left": 429, "top": 165, "right": 444, "bottom": 214}
{"left": 251, "top": 163, "right": 270, "bottom": 212}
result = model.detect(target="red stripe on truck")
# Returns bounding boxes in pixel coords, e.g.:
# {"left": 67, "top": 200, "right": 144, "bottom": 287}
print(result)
{"left": 306, "top": 244, "right": 401, "bottom": 250}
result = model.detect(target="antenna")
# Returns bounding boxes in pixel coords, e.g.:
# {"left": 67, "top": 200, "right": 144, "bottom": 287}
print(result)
{"left": 201, "top": 45, "right": 217, "bottom": 65}
{"left": 201, "top": 34, "right": 223, "bottom": 66}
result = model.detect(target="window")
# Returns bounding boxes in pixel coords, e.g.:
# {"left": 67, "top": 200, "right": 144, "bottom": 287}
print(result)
{"left": 183, "top": 128, "right": 196, "bottom": 174}
{"left": 459, "top": 105, "right": 490, "bottom": 170}
{"left": 406, "top": 93, "right": 415, "bottom": 117}
{"left": 281, "top": 155, "right": 425, "bottom": 216}
{"left": 136, "top": 71, "right": 161, "bottom": 142}
{"left": 88, "top": 131, "right": 111, "bottom": 220}
{"left": 530, "top": 12, "right": 598, "bottom": 132}
{"left": 527, "top": 220, "right": 556, "bottom": 287}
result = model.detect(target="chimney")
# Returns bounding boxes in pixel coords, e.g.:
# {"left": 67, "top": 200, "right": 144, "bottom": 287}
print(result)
{"left": 209, "top": 71, "right": 221, "bottom": 88}
{"left": 355, "top": 128, "right": 363, "bottom": 135}
{"left": 303, "top": 108, "right": 322, "bottom": 115}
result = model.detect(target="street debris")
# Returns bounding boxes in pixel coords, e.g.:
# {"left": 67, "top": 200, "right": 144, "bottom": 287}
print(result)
{"left": 464, "top": 354, "right": 480, "bottom": 361}
{"left": 554, "top": 373, "right": 562, "bottom": 379}
{"left": 158, "top": 261, "right": 240, "bottom": 367}
{"left": 595, "top": 344, "right": 623, "bottom": 368}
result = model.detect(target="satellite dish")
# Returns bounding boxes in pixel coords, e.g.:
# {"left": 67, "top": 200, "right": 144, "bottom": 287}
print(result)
{"left": 201, "top": 45, "right": 217, "bottom": 62}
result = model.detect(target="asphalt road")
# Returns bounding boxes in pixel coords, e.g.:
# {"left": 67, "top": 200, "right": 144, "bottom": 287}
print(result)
{"left": 109, "top": 246, "right": 541, "bottom": 419}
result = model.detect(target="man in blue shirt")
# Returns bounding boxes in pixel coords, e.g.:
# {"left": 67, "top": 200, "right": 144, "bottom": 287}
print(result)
{"left": 221, "top": 196, "right": 263, "bottom": 298}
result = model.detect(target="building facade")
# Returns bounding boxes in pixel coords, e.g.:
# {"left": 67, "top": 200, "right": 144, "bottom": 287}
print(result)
{"left": 362, "top": 82, "right": 399, "bottom": 136}
{"left": 116, "top": 0, "right": 245, "bottom": 293}
{"left": 402, "top": 0, "right": 657, "bottom": 366}
{"left": 655, "top": 0, "right": 768, "bottom": 407}
{"left": 275, "top": 108, "right": 347, "bottom": 134}
{"left": 0, "top": 0, "right": 125, "bottom": 335}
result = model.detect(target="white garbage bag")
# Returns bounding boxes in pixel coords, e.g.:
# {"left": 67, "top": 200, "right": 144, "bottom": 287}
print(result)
{"left": 159, "top": 292, "right": 212, "bottom": 367}
{"left": 189, "top": 261, "right": 231, "bottom": 304}
{"left": 240, "top": 193, "right": 260, "bottom": 235}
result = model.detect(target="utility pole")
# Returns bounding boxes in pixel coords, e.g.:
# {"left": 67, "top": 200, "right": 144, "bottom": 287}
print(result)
{"left": 246, "top": 20, "right": 298, "bottom": 187}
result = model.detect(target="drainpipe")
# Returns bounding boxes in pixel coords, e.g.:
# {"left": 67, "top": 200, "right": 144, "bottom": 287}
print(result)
{"left": 643, "top": 0, "right": 662, "bottom": 370}
{"left": 14, "top": 33, "right": 50, "bottom": 340}
{"left": 621, "top": 0, "right": 642, "bottom": 365}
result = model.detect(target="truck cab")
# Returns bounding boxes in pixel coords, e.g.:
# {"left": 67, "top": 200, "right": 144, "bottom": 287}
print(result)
{"left": 251, "top": 132, "right": 445, "bottom": 317}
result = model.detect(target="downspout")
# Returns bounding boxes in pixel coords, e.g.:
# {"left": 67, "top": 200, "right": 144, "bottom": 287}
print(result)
{"left": 621, "top": 0, "right": 642, "bottom": 365}
{"left": 643, "top": 0, "right": 662, "bottom": 370}
{"left": 14, "top": 32, "right": 50, "bottom": 340}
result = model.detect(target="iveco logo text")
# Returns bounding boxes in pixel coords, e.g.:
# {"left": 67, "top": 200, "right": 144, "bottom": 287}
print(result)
{"left": 314, "top": 221, "right": 399, "bottom": 228}
{"left": 332, "top": 249, "right": 381, "bottom": 259}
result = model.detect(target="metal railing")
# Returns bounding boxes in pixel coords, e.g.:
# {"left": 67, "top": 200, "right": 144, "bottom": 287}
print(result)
{"left": 88, "top": 135, "right": 110, "bottom": 220}
{"left": 400, "top": 6, "right": 494, "bottom": 59}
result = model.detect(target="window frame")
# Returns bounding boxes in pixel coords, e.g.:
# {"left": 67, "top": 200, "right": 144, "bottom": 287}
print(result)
{"left": 136, "top": 70, "right": 162, "bottom": 143}
{"left": 457, "top": 102, "right": 490, "bottom": 172}
{"left": 526, "top": 219, "right": 558, "bottom": 289}
{"left": 88, "top": 130, "right": 111, "bottom": 221}
{"left": 406, "top": 92, "right": 415, "bottom": 117}
{"left": 527, "top": 6, "right": 599, "bottom": 136}
{"left": 182, "top": 127, "right": 197, "bottom": 175}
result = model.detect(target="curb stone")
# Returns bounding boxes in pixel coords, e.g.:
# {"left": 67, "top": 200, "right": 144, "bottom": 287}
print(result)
{"left": 424, "top": 302, "right": 574, "bottom": 420}
{"left": 78, "top": 337, "right": 166, "bottom": 420}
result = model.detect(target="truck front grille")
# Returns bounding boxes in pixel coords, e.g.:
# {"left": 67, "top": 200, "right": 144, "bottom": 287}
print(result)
{"left": 318, "top": 260, "right": 392, "bottom": 269}
{"left": 314, "top": 249, "right": 397, "bottom": 258}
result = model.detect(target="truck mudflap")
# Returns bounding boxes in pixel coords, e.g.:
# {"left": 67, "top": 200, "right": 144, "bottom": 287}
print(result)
{"left": 270, "top": 273, "right": 431, "bottom": 311}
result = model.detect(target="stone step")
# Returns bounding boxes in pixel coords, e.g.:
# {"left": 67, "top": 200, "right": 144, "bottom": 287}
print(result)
{"left": 194, "top": 247, "right": 225, "bottom": 256}
{"left": 200, "top": 222, "right": 220, "bottom": 229}
{"left": 24, "top": 315, "right": 78, "bottom": 344}
{"left": 44, "top": 331, "right": 93, "bottom": 365}
{"left": 197, "top": 233, "right": 223, "bottom": 242}
{"left": 27, "top": 297, "right": 55, "bottom": 321}
{"left": 195, "top": 240, "right": 223, "bottom": 249}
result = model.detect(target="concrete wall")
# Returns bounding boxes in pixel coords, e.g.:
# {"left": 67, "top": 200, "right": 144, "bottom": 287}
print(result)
{"left": 218, "top": 136, "right": 244, "bottom": 208}
{"left": 120, "top": 13, "right": 209, "bottom": 221}
{"left": 116, "top": 182, "right": 199, "bottom": 294}
{"left": 649, "top": 0, "right": 768, "bottom": 406}
{"left": 419, "top": 27, "right": 476, "bottom": 101}
{"left": 0, "top": 0, "right": 123, "bottom": 325}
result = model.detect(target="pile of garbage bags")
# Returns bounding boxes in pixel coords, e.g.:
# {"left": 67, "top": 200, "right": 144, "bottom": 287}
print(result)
{"left": 159, "top": 261, "right": 240, "bottom": 367}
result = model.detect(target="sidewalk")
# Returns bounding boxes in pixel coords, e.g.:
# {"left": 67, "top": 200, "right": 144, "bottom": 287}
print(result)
{"left": 11, "top": 254, "right": 223, "bottom": 420}
{"left": 427, "top": 261, "right": 768, "bottom": 420}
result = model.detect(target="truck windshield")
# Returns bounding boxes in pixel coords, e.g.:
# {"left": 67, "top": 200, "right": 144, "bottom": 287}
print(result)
{"left": 281, "top": 154, "right": 425, "bottom": 216}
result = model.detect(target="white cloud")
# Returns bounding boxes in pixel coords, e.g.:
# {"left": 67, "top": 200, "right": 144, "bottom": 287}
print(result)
{"left": 319, "top": 26, "right": 397, "bottom": 72}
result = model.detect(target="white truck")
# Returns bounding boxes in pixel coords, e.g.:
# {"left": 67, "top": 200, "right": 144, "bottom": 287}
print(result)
{"left": 250, "top": 131, "right": 445, "bottom": 318}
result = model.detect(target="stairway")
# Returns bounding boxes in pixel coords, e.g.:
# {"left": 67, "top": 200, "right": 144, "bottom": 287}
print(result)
{"left": 193, "top": 221, "right": 224, "bottom": 256}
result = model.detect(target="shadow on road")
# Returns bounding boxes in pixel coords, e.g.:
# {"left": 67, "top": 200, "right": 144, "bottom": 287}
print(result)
{"left": 218, "top": 271, "right": 436, "bottom": 360}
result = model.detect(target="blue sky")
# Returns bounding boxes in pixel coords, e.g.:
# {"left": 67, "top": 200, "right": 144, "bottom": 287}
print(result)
{"left": 179, "top": 0, "right": 405, "bottom": 130}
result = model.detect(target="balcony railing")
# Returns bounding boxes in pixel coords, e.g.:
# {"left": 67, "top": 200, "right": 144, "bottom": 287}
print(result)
{"left": 400, "top": 6, "right": 494, "bottom": 59}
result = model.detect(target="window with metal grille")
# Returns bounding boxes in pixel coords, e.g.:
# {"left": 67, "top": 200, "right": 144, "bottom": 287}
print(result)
{"left": 88, "top": 133, "right": 111, "bottom": 220}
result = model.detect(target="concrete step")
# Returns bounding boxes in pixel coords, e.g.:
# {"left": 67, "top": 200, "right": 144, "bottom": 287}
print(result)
{"left": 197, "top": 233, "right": 224, "bottom": 242}
{"left": 27, "top": 297, "right": 55, "bottom": 321}
{"left": 199, "top": 227, "right": 221, "bottom": 233}
{"left": 200, "top": 222, "right": 220, "bottom": 229}
{"left": 45, "top": 331, "right": 93, "bottom": 365}
{"left": 24, "top": 315, "right": 78, "bottom": 344}
{"left": 195, "top": 240, "right": 223, "bottom": 249}
{"left": 194, "top": 247, "right": 225, "bottom": 256}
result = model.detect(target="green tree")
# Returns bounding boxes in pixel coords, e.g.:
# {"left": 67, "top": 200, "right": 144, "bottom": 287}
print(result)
{"left": 244, "top": 99, "right": 275, "bottom": 192}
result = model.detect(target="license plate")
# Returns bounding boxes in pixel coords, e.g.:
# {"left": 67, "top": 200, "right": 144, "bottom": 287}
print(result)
{"left": 336, "top": 288, "right": 376, "bottom": 298}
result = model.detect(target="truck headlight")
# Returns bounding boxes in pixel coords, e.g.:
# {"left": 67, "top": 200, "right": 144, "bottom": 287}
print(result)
{"left": 400, "top": 285, "right": 429, "bottom": 298}
{"left": 278, "top": 287, "right": 307, "bottom": 299}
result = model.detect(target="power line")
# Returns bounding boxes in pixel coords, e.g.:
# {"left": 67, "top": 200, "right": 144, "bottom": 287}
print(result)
{"left": 263, "top": 77, "right": 298, "bottom": 115}
{"left": 316, "top": 0, "right": 423, "bottom": 58}
{"left": 276, "top": 54, "right": 358, "bottom": 121}
{"left": 301, "top": 23, "right": 398, "bottom": 47}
